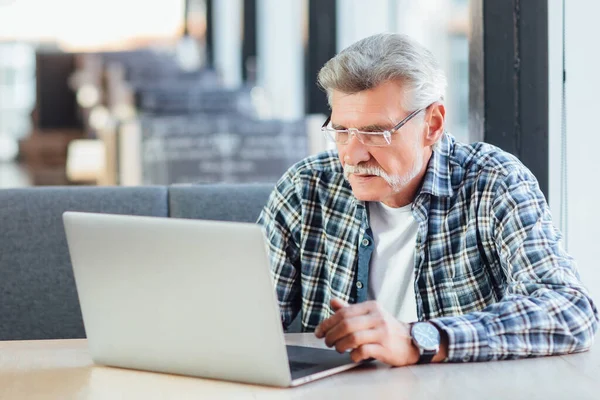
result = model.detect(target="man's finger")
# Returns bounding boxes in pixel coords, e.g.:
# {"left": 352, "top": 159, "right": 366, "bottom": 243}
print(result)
{"left": 323, "top": 314, "right": 379, "bottom": 347}
{"left": 331, "top": 328, "right": 381, "bottom": 354}
{"left": 350, "top": 343, "right": 385, "bottom": 363}
{"left": 315, "top": 302, "right": 374, "bottom": 338}
{"left": 330, "top": 297, "right": 348, "bottom": 311}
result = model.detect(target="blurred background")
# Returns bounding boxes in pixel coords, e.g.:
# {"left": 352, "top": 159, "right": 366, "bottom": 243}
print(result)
{"left": 0, "top": 1, "right": 598, "bottom": 299}
{"left": 0, "top": 0, "right": 470, "bottom": 189}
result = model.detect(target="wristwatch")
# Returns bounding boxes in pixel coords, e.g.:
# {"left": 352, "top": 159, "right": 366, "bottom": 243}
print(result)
{"left": 410, "top": 322, "right": 441, "bottom": 364}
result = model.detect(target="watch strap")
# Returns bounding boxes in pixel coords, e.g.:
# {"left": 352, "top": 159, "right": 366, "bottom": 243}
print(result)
{"left": 416, "top": 349, "right": 436, "bottom": 364}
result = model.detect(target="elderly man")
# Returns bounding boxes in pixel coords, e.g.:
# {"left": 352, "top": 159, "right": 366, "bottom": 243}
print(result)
{"left": 258, "top": 33, "right": 598, "bottom": 366}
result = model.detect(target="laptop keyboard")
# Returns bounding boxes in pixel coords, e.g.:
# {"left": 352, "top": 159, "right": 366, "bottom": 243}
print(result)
{"left": 289, "top": 360, "right": 318, "bottom": 373}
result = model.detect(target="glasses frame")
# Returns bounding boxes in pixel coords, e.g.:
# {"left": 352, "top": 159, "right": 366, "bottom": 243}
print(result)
{"left": 321, "top": 106, "right": 427, "bottom": 146}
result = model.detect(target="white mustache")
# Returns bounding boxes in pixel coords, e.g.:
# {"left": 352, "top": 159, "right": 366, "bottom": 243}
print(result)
{"left": 344, "top": 163, "right": 405, "bottom": 192}
{"left": 343, "top": 164, "right": 385, "bottom": 179}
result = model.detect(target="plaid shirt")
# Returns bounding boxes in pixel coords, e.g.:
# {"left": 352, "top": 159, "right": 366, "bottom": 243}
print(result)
{"left": 258, "top": 132, "right": 598, "bottom": 362}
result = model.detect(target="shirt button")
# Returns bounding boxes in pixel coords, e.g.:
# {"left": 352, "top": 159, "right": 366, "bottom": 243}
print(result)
{"left": 361, "top": 238, "right": 370, "bottom": 247}
{"left": 356, "top": 281, "right": 363, "bottom": 289}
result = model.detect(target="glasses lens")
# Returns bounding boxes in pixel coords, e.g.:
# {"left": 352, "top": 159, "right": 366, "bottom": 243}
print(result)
{"left": 322, "top": 128, "right": 391, "bottom": 146}
{"left": 323, "top": 129, "right": 350, "bottom": 144}
{"left": 335, "top": 130, "right": 350, "bottom": 143}
{"left": 357, "top": 132, "right": 389, "bottom": 146}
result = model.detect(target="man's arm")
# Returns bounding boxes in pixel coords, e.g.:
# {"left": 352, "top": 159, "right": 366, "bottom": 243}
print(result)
{"left": 257, "top": 174, "right": 303, "bottom": 330}
{"left": 430, "top": 170, "right": 599, "bottom": 362}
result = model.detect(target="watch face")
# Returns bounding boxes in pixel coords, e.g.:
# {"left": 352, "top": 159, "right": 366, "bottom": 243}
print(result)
{"left": 412, "top": 323, "right": 441, "bottom": 351}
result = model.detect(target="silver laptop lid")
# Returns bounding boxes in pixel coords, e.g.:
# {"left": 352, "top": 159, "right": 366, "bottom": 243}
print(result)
{"left": 63, "top": 211, "right": 292, "bottom": 387}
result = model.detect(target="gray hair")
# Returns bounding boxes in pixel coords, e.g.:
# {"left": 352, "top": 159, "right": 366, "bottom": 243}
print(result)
{"left": 317, "top": 33, "right": 447, "bottom": 111}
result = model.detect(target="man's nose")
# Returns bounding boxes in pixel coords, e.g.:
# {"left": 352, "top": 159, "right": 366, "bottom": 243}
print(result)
{"left": 343, "top": 134, "right": 371, "bottom": 166}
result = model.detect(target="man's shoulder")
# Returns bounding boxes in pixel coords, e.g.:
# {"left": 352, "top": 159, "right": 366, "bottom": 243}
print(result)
{"left": 288, "top": 150, "right": 344, "bottom": 176}
{"left": 278, "top": 150, "right": 345, "bottom": 188}
{"left": 451, "top": 139, "right": 533, "bottom": 182}
{"left": 266, "top": 150, "right": 348, "bottom": 210}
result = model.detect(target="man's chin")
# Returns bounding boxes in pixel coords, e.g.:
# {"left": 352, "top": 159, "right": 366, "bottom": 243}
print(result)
{"left": 352, "top": 192, "right": 382, "bottom": 202}
{"left": 349, "top": 179, "right": 388, "bottom": 202}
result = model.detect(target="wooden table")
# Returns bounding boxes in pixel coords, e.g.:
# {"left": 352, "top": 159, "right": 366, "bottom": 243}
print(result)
{"left": 1, "top": 334, "right": 598, "bottom": 399}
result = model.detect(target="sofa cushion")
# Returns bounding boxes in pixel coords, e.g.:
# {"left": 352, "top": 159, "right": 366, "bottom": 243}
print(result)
{"left": 0, "top": 186, "right": 168, "bottom": 340}
{"left": 168, "top": 183, "right": 273, "bottom": 222}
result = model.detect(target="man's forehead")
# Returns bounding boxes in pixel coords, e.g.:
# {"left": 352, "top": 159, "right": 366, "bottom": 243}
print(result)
{"left": 331, "top": 98, "right": 390, "bottom": 114}
{"left": 331, "top": 84, "right": 407, "bottom": 113}
{"left": 330, "top": 93, "right": 406, "bottom": 129}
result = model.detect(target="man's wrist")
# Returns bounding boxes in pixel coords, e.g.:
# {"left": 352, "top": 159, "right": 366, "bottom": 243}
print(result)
{"left": 408, "top": 322, "right": 448, "bottom": 364}
{"left": 408, "top": 322, "right": 448, "bottom": 365}
{"left": 408, "top": 339, "right": 421, "bottom": 365}
{"left": 432, "top": 328, "right": 449, "bottom": 363}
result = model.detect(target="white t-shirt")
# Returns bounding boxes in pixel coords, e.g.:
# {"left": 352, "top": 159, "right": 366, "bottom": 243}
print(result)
{"left": 367, "top": 201, "right": 419, "bottom": 323}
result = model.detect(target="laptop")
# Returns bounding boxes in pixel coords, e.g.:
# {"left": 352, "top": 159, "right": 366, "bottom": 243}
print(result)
{"left": 63, "top": 211, "right": 365, "bottom": 387}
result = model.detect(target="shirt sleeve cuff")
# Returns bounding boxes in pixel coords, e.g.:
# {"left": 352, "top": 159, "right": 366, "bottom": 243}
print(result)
{"left": 429, "top": 314, "right": 496, "bottom": 362}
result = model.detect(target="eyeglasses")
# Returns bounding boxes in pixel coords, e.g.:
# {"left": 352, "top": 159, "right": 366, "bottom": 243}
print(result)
{"left": 321, "top": 107, "right": 426, "bottom": 147}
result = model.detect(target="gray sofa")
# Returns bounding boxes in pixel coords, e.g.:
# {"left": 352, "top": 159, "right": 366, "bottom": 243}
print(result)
{"left": 0, "top": 183, "right": 302, "bottom": 341}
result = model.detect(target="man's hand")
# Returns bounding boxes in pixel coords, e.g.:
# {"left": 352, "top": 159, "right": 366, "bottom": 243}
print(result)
{"left": 314, "top": 298, "right": 447, "bottom": 366}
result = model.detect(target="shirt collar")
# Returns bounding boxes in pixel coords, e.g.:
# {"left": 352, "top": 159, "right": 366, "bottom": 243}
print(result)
{"left": 418, "top": 132, "right": 454, "bottom": 198}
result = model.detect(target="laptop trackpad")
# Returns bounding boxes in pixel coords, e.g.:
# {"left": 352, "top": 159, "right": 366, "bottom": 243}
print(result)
{"left": 286, "top": 345, "right": 356, "bottom": 380}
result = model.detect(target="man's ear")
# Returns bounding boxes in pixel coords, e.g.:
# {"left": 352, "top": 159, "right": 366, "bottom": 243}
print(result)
{"left": 424, "top": 103, "right": 445, "bottom": 146}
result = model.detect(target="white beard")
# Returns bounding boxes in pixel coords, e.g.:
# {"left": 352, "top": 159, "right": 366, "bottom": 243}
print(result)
{"left": 343, "top": 149, "right": 423, "bottom": 193}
